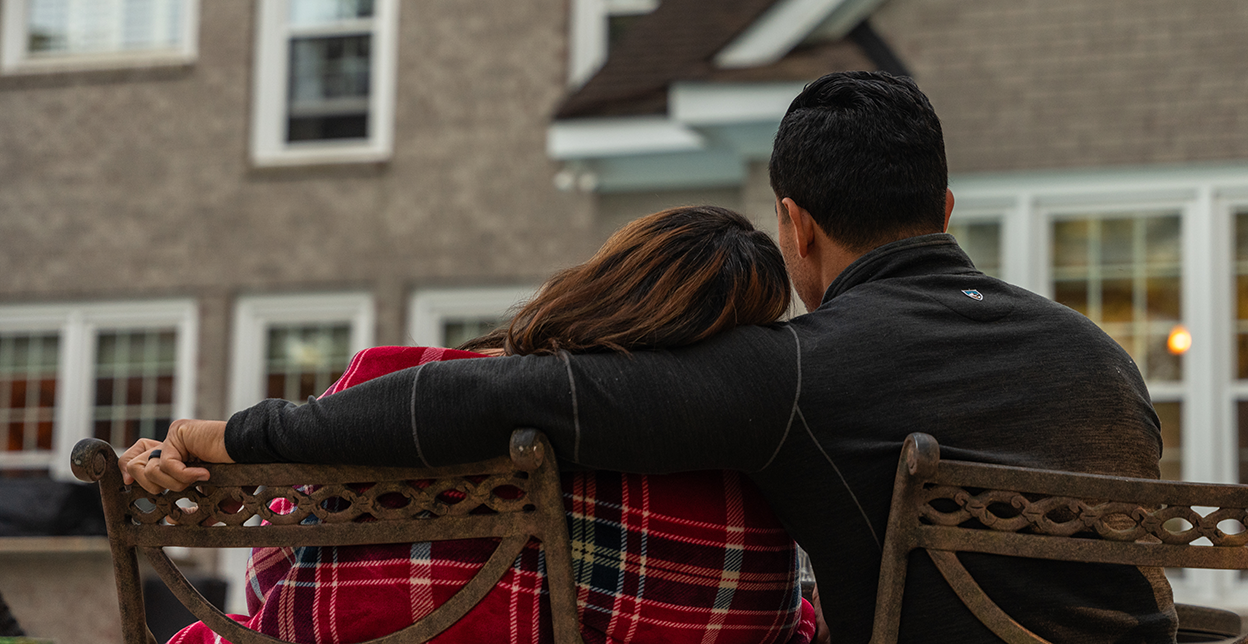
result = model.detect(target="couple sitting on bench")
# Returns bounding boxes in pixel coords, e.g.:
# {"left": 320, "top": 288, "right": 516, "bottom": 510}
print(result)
{"left": 125, "top": 71, "right": 1175, "bottom": 643}
{"left": 158, "top": 205, "right": 817, "bottom": 644}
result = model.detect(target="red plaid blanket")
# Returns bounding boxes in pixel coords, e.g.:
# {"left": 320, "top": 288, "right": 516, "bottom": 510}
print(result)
{"left": 170, "top": 346, "right": 814, "bottom": 644}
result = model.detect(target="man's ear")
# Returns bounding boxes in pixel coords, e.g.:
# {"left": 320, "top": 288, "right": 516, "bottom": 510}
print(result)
{"left": 943, "top": 188, "right": 955, "bottom": 232}
{"left": 781, "top": 198, "right": 818, "bottom": 258}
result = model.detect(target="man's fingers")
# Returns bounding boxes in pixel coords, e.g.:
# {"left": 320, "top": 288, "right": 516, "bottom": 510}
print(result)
{"left": 160, "top": 457, "right": 211, "bottom": 486}
{"left": 119, "top": 439, "right": 162, "bottom": 485}
{"left": 139, "top": 455, "right": 197, "bottom": 494}
{"left": 122, "top": 418, "right": 229, "bottom": 493}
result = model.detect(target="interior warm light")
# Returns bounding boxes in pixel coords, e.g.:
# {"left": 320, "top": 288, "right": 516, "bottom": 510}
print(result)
{"left": 1167, "top": 325, "right": 1192, "bottom": 355}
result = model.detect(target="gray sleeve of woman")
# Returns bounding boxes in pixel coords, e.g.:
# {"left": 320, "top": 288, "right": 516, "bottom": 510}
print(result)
{"left": 225, "top": 324, "right": 801, "bottom": 474}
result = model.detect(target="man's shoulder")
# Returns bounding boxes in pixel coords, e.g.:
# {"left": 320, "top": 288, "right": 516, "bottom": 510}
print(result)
{"left": 798, "top": 271, "right": 1081, "bottom": 327}
{"left": 788, "top": 270, "right": 1132, "bottom": 374}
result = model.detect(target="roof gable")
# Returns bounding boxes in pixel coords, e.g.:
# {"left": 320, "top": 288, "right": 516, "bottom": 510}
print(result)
{"left": 555, "top": 0, "right": 903, "bottom": 120}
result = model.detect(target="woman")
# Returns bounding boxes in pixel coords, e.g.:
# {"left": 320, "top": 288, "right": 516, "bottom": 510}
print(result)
{"left": 137, "top": 206, "right": 814, "bottom": 644}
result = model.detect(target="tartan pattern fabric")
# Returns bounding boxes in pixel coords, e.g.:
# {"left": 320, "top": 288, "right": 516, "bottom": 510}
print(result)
{"left": 169, "top": 346, "right": 814, "bottom": 644}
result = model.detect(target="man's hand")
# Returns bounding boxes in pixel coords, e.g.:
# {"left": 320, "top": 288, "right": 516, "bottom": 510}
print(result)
{"left": 118, "top": 419, "right": 233, "bottom": 494}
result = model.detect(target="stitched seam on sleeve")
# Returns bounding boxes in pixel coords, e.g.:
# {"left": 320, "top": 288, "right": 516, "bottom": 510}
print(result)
{"left": 557, "top": 350, "right": 582, "bottom": 462}
{"left": 759, "top": 325, "right": 801, "bottom": 472}
{"left": 409, "top": 364, "right": 431, "bottom": 468}
{"left": 798, "top": 406, "right": 881, "bottom": 551}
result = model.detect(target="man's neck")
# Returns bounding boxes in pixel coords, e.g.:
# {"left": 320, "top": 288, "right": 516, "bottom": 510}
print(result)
{"left": 818, "top": 242, "right": 865, "bottom": 294}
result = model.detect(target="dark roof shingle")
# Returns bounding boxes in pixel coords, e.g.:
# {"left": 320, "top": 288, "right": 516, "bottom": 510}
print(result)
{"left": 555, "top": 0, "right": 896, "bottom": 120}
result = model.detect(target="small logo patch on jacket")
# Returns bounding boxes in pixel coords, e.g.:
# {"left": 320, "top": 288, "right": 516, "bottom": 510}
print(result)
{"left": 962, "top": 289, "right": 984, "bottom": 301}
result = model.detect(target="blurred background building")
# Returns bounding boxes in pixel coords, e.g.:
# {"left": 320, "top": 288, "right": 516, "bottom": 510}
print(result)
{"left": 1, "top": 0, "right": 1247, "bottom": 640}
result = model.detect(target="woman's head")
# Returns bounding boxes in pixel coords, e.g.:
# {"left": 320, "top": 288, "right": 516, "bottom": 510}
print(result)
{"left": 462, "top": 205, "right": 790, "bottom": 355}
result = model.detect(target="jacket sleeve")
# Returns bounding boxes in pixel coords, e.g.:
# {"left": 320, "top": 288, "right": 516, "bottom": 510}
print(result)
{"left": 225, "top": 324, "right": 801, "bottom": 474}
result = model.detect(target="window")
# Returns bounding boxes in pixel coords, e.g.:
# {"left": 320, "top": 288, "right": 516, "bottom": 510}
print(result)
{"left": 92, "top": 328, "right": 178, "bottom": 449}
{"left": 229, "top": 293, "right": 374, "bottom": 411}
{"left": 0, "top": 332, "right": 58, "bottom": 471}
{"left": 250, "top": 0, "right": 399, "bottom": 166}
{"left": 568, "top": 0, "right": 658, "bottom": 86}
{"left": 409, "top": 287, "right": 536, "bottom": 348}
{"left": 1233, "top": 208, "right": 1248, "bottom": 486}
{"left": 1, "top": 0, "right": 198, "bottom": 74}
{"left": 0, "top": 300, "right": 197, "bottom": 480}
{"left": 1050, "top": 212, "right": 1183, "bottom": 382}
{"left": 1236, "top": 209, "right": 1248, "bottom": 382}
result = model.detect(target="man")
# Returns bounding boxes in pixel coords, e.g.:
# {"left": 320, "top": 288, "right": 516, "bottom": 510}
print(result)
{"left": 128, "top": 72, "right": 1174, "bottom": 642}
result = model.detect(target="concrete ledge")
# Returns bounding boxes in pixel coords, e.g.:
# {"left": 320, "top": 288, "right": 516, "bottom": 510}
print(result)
{"left": 0, "top": 537, "right": 110, "bottom": 553}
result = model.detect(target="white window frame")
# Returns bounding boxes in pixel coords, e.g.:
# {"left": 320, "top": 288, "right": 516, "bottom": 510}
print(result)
{"left": 408, "top": 286, "right": 536, "bottom": 348}
{"left": 952, "top": 165, "right": 1248, "bottom": 610}
{"left": 249, "top": 0, "right": 399, "bottom": 167}
{"left": 0, "top": 0, "right": 199, "bottom": 75}
{"left": 0, "top": 299, "right": 197, "bottom": 480}
{"left": 229, "top": 293, "right": 374, "bottom": 413}
{"left": 567, "top": 0, "right": 657, "bottom": 87}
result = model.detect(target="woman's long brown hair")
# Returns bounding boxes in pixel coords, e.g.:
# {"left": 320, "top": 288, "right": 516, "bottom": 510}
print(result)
{"left": 459, "top": 205, "right": 790, "bottom": 355}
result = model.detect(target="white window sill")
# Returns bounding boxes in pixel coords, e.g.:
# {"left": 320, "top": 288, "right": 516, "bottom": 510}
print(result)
{"left": 251, "top": 143, "right": 392, "bottom": 168}
{"left": 0, "top": 451, "right": 54, "bottom": 469}
{"left": 1, "top": 51, "right": 195, "bottom": 76}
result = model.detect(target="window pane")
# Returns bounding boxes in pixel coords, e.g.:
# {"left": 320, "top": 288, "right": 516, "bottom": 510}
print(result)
{"left": 1050, "top": 212, "right": 1182, "bottom": 382}
{"left": 1100, "top": 218, "right": 1134, "bottom": 267}
{"left": 27, "top": 0, "right": 184, "bottom": 56}
{"left": 1156, "top": 401, "right": 1182, "bottom": 481}
{"left": 1100, "top": 278, "right": 1134, "bottom": 323}
{"left": 947, "top": 220, "right": 1002, "bottom": 278}
{"left": 265, "top": 324, "right": 352, "bottom": 402}
{"left": 0, "top": 333, "right": 60, "bottom": 456}
{"left": 287, "top": 35, "right": 372, "bottom": 142}
{"left": 1145, "top": 216, "right": 1181, "bottom": 265}
{"left": 1052, "top": 220, "right": 1089, "bottom": 269}
{"left": 289, "top": 0, "right": 374, "bottom": 27}
{"left": 1236, "top": 401, "right": 1248, "bottom": 484}
{"left": 1235, "top": 211, "right": 1248, "bottom": 379}
{"left": 443, "top": 318, "right": 503, "bottom": 349}
{"left": 92, "top": 329, "right": 177, "bottom": 448}
{"left": 1053, "top": 280, "right": 1088, "bottom": 316}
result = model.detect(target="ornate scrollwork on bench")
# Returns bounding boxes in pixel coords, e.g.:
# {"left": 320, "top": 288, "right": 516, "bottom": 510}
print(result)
{"left": 917, "top": 485, "right": 1248, "bottom": 546}
{"left": 122, "top": 472, "right": 535, "bottom": 528}
{"left": 870, "top": 432, "right": 1248, "bottom": 644}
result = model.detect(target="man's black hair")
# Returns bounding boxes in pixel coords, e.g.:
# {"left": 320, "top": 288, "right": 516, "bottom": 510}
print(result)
{"left": 769, "top": 71, "right": 948, "bottom": 252}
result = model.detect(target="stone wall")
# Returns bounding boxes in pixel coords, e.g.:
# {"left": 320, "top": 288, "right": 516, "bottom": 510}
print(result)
{"left": 873, "top": 0, "right": 1248, "bottom": 174}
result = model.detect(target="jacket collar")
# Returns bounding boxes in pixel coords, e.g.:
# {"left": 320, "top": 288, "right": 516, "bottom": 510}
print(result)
{"left": 819, "top": 233, "right": 978, "bottom": 306}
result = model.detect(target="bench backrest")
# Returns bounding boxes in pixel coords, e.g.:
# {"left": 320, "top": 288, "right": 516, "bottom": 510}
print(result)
{"left": 871, "top": 432, "right": 1248, "bottom": 644}
{"left": 71, "top": 428, "right": 582, "bottom": 644}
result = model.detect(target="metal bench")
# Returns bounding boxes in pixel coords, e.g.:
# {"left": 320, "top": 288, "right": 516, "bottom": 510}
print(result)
{"left": 871, "top": 432, "right": 1248, "bottom": 644}
{"left": 71, "top": 428, "right": 582, "bottom": 644}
